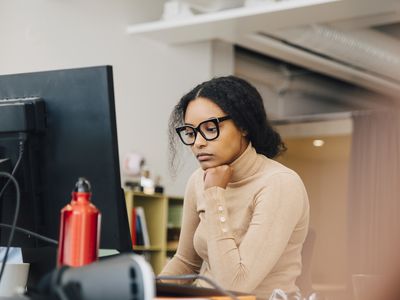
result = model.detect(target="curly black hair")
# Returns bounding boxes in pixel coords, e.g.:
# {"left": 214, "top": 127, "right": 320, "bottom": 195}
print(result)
{"left": 169, "top": 75, "right": 286, "bottom": 173}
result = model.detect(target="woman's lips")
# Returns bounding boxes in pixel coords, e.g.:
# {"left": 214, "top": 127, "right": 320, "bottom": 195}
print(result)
{"left": 196, "top": 153, "right": 213, "bottom": 161}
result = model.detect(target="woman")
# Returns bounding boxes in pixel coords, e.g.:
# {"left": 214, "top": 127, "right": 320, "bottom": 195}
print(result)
{"left": 161, "top": 76, "right": 309, "bottom": 299}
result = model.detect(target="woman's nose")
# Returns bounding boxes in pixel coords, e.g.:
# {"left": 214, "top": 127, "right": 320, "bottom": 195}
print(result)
{"left": 193, "top": 132, "right": 207, "bottom": 148}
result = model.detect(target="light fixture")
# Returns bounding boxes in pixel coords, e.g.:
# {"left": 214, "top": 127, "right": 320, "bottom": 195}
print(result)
{"left": 313, "top": 139, "right": 324, "bottom": 147}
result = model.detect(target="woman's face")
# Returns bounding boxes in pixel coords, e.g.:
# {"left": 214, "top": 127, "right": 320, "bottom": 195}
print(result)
{"left": 184, "top": 97, "right": 249, "bottom": 170}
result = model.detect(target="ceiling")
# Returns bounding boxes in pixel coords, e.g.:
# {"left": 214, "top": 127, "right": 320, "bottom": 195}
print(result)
{"left": 128, "top": 0, "right": 400, "bottom": 100}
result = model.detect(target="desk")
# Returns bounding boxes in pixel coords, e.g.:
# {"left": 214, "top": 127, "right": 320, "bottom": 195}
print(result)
{"left": 156, "top": 283, "right": 256, "bottom": 300}
{"left": 157, "top": 297, "right": 255, "bottom": 300}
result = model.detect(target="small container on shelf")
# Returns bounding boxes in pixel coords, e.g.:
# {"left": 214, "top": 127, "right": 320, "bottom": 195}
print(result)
{"left": 154, "top": 176, "right": 164, "bottom": 194}
{"left": 140, "top": 167, "right": 154, "bottom": 194}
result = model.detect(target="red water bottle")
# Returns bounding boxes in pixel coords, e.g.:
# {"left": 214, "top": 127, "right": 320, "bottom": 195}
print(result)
{"left": 57, "top": 178, "right": 101, "bottom": 267}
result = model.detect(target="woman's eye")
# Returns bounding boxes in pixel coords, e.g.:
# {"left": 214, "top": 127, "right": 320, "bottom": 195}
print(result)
{"left": 185, "top": 131, "right": 195, "bottom": 137}
{"left": 206, "top": 127, "right": 217, "bottom": 132}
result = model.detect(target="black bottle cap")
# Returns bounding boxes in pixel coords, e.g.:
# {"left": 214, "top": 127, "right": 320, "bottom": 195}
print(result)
{"left": 74, "top": 177, "right": 91, "bottom": 193}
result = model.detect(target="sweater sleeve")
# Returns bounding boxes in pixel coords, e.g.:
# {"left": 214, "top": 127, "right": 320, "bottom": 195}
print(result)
{"left": 204, "top": 172, "right": 307, "bottom": 292}
{"left": 159, "top": 172, "right": 203, "bottom": 277}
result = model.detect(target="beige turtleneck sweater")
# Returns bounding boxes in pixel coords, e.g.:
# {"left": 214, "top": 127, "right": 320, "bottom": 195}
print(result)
{"left": 161, "top": 144, "right": 309, "bottom": 299}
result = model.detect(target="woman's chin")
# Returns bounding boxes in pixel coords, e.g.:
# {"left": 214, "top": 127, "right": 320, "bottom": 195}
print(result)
{"left": 198, "top": 160, "right": 221, "bottom": 170}
{"left": 199, "top": 162, "right": 212, "bottom": 170}
{"left": 199, "top": 161, "right": 218, "bottom": 170}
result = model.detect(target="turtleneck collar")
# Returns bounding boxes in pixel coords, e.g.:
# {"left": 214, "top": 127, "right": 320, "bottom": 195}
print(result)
{"left": 229, "top": 142, "right": 262, "bottom": 183}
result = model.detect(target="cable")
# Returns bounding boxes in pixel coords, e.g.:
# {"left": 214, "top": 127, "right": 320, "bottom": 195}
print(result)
{"left": 0, "top": 223, "right": 58, "bottom": 245}
{"left": 0, "top": 139, "right": 25, "bottom": 201}
{"left": 156, "top": 274, "right": 240, "bottom": 300}
{"left": 0, "top": 172, "right": 20, "bottom": 283}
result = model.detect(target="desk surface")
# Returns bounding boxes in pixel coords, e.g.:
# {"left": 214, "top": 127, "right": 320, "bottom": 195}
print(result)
{"left": 156, "top": 297, "right": 255, "bottom": 300}
{"left": 156, "top": 282, "right": 256, "bottom": 300}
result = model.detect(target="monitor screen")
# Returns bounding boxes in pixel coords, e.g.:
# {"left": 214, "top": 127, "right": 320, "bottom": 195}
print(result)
{"left": 0, "top": 66, "right": 132, "bottom": 257}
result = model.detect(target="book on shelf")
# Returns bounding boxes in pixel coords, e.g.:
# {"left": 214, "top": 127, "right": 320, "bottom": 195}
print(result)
{"left": 135, "top": 206, "right": 150, "bottom": 247}
{"left": 131, "top": 207, "right": 137, "bottom": 246}
{"left": 135, "top": 209, "right": 143, "bottom": 246}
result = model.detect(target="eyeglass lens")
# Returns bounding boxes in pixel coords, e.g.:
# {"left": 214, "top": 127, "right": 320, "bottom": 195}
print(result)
{"left": 179, "top": 120, "right": 219, "bottom": 144}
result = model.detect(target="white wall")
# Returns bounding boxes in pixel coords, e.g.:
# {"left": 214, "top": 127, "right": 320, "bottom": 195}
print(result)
{"left": 0, "top": 0, "right": 233, "bottom": 195}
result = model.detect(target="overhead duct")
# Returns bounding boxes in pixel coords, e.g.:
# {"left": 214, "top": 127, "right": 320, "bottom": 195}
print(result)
{"left": 235, "top": 48, "right": 393, "bottom": 119}
{"left": 267, "top": 24, "right": 400, "bottom": 84}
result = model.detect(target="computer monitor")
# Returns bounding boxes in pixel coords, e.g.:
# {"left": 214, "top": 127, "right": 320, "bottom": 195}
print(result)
{"left": 0, "top": 66, "right": 132, "bottom": 280}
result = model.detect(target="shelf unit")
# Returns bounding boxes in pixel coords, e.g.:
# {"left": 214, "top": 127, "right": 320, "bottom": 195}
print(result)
{"left": 126, "top": 0, "right": 341, "bottom": 43}
{"left": 125, "top": 0, "right": 397, "bottom": 44}
{"left": 125, "top": 190, "right": 183, "bottom": 274}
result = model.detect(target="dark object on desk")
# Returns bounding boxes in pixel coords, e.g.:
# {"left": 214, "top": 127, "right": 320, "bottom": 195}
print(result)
{"left": 157, "top": 282, "right": 226, "bottom": 297}
{"left": 30, "top": 254, "right": 154, "bottom": 300}
{"left": 0, "top": 66, "right": 132, "bottom": 282}
{"left": 156, "top": 282, "right": 251, "bottom": 298}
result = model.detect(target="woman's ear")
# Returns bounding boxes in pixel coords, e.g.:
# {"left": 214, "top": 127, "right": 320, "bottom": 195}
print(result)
{"left": 241, "top": 130, "right": 248, "bottom": 137}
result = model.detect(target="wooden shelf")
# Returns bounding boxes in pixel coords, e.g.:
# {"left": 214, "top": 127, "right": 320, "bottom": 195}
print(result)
{"left": 166, "top": 247, "right": 178, "bottom": 252}
{"left": 125, "top": 190, "right": 183, "bottom": 274}
{"left": 129, "top": 191, "right": 165, "bottom": 198}
{"left": 133, "top": 246, "right": 163, "bottom": 251}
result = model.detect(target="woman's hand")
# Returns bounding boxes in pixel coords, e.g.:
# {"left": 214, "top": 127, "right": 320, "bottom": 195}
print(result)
{"left": 203, "top": 165, "right": 233, "bottom": 190}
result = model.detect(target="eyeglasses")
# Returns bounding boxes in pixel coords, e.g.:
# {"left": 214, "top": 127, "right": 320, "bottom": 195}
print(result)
{"left": 175, "top": 116, "right": 231, "bottom": 146}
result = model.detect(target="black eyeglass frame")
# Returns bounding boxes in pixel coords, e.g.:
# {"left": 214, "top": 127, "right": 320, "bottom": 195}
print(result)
{"left": 175, "top": 116, "right": 232, "bottom": 146}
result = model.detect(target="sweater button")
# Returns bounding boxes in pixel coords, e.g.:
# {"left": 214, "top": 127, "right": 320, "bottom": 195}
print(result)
{"left": 218, "top": 206, "right": 224, "bottom": 212}
{"left": 220, "top": 216, "right": 226, "bottom": 222}
{"left": 222, "top": 228, "right": 228, "bottom": 233}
